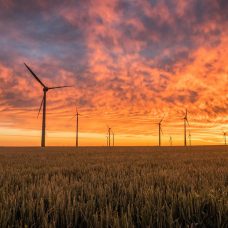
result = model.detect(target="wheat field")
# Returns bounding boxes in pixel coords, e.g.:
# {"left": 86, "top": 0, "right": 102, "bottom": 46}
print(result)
{"left": 0, "top": 146, "right": 227, "bottom": 227}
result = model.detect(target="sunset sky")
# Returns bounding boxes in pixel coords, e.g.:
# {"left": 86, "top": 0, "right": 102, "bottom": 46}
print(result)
{"left": 0, "top": 0, "right": 227, "bottom": 146}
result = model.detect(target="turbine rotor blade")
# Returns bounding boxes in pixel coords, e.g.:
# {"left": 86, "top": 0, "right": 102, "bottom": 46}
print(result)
{"left": 161, "top": 127, "right": 163, "bottom": 135}
{"left": 74, "top": 105, "right": 81, "bottom": 115}
{"left": 37, "top": 96, "right": 44, "bottom": 118}
{"left": 70, "top": 114, "right": 76, "bottom": 120}
{"left": 186, "top": 119, "right": 190, "bottom": 127}
{"left": 161, "top": 114, "right": 165, "bottom": 123}
{"left": 48, "top": 86, "right": 73, "bottom": 90}
{"left": 76, "top": 108, "right": 81, "bottom": 116}
{"left": 24, "top": 63, "right": 46, "bottom": 88}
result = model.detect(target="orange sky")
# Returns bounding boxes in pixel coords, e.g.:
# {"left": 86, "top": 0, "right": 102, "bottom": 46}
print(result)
{"left": 0, "top": 0, "right": 227, "bottom": 146}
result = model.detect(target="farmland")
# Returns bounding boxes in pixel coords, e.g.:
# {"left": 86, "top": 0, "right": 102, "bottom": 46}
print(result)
{"left": 0, "top": 146, "right": 227, "bottom": 227}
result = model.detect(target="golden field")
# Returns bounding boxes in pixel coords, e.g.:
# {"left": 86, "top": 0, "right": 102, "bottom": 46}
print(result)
{"left": 0, "top": 146, "right": 227, "bottom": 227}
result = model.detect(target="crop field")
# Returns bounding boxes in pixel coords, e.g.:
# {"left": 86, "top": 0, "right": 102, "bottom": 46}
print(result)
{"left": 0, "top": 146, "right": 227, "bottom": 227}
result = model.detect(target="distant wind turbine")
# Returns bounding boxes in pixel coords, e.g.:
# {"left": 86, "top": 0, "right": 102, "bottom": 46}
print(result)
{"left": 223, "top": 131, "right": 227, "bottom": 145}
{"left": 24, "top": 63, "right": 72, "bottom": 147}
{"left": 112, "top": 129, "right": 115, "bottom": 147}
{"left": 106, "top": 125, "right": 114, "bottom": 147}
{"left": 183, "top": 109, "right": 190, "bottom": 146}
{"left": 107, "top": 126, "right": 111, "bottom": 147}
{"left": 158, "top": 116, "right": 164, "bottom": 146}
{"left": 169, "top": 136, "right": 172, "bottom": 146}
{"left": 73, "top": 106, "right": 80, "bottom": 147}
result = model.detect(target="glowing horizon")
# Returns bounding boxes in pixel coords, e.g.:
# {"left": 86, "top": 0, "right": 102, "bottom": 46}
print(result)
{"left": 0, "top": 0, "right": 227, "bottom": 146}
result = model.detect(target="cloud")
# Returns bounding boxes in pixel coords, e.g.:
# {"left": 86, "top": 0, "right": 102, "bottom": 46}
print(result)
{"left": 0, "top": 0, "right": 227, "bottom": 145}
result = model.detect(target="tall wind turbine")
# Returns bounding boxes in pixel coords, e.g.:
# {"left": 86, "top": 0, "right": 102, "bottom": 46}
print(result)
{"left": 223, "top": 131, "right": 227, "bottom": 145}
{"left": 158, "top": 117, "right": 164, "bottom": 146}
{"left": 24, "top": 63, "right": 72, "bottom": 147}
{"left": 183, "top": 109, "right": 190, "bottom": 146}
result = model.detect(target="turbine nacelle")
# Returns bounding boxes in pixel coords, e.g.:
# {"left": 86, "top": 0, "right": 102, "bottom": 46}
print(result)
{"left": 183, "top": 109, "right": 190, "bottom": 126}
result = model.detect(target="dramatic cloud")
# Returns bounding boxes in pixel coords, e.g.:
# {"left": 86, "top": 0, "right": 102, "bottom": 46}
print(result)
{"left": 0, "top": 0, "right": 227, "bottom": 145}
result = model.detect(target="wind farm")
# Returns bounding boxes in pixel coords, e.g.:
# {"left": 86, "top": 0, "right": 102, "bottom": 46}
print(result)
{"left": 0, "top": 1, "right": 227, "bottom": 227}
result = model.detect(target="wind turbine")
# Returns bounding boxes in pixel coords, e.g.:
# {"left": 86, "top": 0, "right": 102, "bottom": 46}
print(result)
{"left": 73, "top": 106, "right": 80, "bottom": 147}
{"left": 106, "top": 125, "right": 114, "bottom": 147}
{"left": 183, "top": 109, "right": 190, "bottom": 146}
{"left": 223, "top": 131, "right": 227, "bottom": 145}
{"left": 158, "top": 116, "right": 164, "bottom": 146}
{"left": 107, "top": 126, "right": 111, "bottom": 147}
{"left": 112, "top": 129, "right": 115, "bottom": 147}
{"left": 169, "top": 136, "right": 172, "bottom": 146}
{"left": 188, "top": 130, "right": 191, "bottom": 146}
{"left": 24, "top": 63, "right": 72, "bottom": 147}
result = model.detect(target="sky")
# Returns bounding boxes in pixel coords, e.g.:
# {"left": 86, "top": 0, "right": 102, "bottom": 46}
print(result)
{"left": 0, "top": 0, "right": 227, "bottom": 146}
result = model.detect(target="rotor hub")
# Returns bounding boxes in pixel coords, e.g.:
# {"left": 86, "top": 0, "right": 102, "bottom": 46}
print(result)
{"left": 43, "top": 87, "right": 48, "bottom": 92}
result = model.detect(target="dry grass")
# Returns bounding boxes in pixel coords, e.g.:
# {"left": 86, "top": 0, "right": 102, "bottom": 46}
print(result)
{"left": 0, "top": 146, "right": 227, "bottom": 227}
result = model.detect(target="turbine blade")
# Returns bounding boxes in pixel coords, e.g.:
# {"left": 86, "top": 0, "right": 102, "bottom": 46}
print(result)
{"left": 48, "top": 86, "right": 73, "bottom": 90}
{"left": 161, "top": 114, "right": 165, "bottom": 122}
{"left": 185, "top": 109, "right": 189, "bottom": 121}
{"left": 186, "top": 119, "right": 190, "bottom": 127}
{"left": 161, "top": 127, "right": 164, "bottom": 135}
{"left": 76, "top": 107, "right": 81, "bottom": 116}
{"left": 37, "top": 96, "right": 44, "bottom": 118}
{"left": 24, "top": 63, "right": 46, "bottom": 88}
{"left": 70, "top": 114, "right": 76, "bottom": 120}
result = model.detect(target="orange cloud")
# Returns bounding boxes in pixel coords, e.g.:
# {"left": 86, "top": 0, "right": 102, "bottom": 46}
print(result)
{"left": 0, "top": 0, "right": 227, "bottom": 146}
